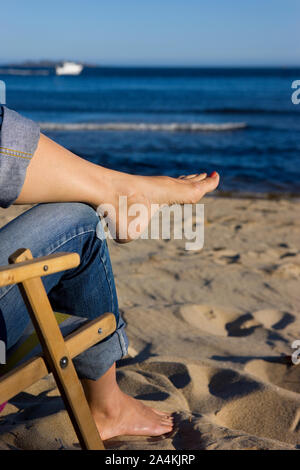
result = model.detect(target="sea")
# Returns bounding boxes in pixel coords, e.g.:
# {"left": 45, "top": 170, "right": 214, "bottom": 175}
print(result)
{"left": 0, "top": 66, "right": 300, "bottom": 196}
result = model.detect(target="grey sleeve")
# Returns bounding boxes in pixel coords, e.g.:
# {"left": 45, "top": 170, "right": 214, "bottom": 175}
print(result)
{"left": 0, "top": 106, "right": 40, "bottom": 208}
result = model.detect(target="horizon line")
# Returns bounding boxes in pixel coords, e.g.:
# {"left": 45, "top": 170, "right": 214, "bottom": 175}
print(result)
{"left": 0, "top": 61, "right": 300, "bottom": 69}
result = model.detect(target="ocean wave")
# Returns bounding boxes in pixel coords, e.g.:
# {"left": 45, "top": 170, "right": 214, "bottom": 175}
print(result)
{"left": 204, "top": 107, "right": 299, "bottom": 115}
{"left": 39, "top": 121, "right": 247, "bottom": 132}
{"left": 26, "top": 106, "right": 299, "bottom": 116}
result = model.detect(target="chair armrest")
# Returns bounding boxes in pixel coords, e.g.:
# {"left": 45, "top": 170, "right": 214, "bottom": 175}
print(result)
{"left": 0, "top": 249, "right": 80, "bottom": 287}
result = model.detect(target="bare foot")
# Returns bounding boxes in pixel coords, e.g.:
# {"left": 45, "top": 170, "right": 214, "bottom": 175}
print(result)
{"left": 90, "top": 390, "right": 173, "bottom": 441}
{"left": 96, "top": 171, "right": 219, "bottom": 242}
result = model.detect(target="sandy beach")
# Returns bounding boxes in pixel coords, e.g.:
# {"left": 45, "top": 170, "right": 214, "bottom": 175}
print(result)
{"left": 0, "top": 195, "right": 300, "bottom": 450}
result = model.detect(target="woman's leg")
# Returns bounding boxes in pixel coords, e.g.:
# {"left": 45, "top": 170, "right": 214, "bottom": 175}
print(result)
{"left": 0, "top": 202, "right": 173, "bottom": 438}
{"left": 15, "top": 134, "right": 219, "bottom": 241}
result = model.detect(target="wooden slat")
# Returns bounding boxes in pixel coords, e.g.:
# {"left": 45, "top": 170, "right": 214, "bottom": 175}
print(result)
{"left": 7, "top": 248, "right": 104, "bottom": 450}
{"left": 66, "top": 314, "right": 116, "bottom": 354}
{"left": 0, "top": 250, "right": 80, "bottom": 287}
{"left": 0, "top": 356, "right": 48, "bottom": 406}
{"left": 0, "top": 313, "right": 116, "bottom": 405}
{"left": 1, "top": 313, "right": 71, "bottom": 374}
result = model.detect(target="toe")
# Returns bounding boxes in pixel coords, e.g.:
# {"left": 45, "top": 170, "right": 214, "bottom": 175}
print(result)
{"left": 184, "top": 173, "right": 199, "bottom": 179}
{"left": 190, "top": 172, "right": 207, "bottom": 181}
{"left": 151, "top": 408, "right": 173, "bottom": 418}
{"left": 196, "top": 171, "right": 219, "bottom": 193}
{"left": 161, "top": 420, "right": 173, "bottom": 428}
{"left": 160, "top": 422, "right": 173, "bottom": 433}
{"left": 150, "top": 419, "right": 173, "bottom": 437}
{"left": 161, "top": 416, "right": 173, "bottom": 423}
{"left": 179, "top": 173, "right": 207, "bottom": 181}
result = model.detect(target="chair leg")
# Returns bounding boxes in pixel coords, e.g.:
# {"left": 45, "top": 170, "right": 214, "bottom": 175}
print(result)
{"left": 10, "top": 249, "right": 104, "bottom": 450}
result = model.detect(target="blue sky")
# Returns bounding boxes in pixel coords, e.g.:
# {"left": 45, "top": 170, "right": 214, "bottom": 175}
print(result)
{"left": 1, "top": 0, "right": 299, "bottom": 66}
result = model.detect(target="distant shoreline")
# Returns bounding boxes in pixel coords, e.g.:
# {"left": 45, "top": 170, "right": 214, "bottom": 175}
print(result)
{"left": 1, "top": 62, "right": 300, "bottom": 70}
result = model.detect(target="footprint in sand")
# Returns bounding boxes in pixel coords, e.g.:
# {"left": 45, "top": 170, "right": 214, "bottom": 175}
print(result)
{"left": 252, "top": 309, "right": 294, "bottom": 331}
{"left": 178, "top": 304, "right": 239, "bottom": 336}
{"left": 245, "top": 358, "right": 300, "bottom": 394}
{"left": 210, "top": 369, "right": 300, "bottom": 446}
{"left": 226, "top": 309, "right": 294, "bottom": 338}
{"left": 179, "top": 305, "right": 291, "bottom": 338}
{"left": 213, "top": 387, "right": 300, "bottom": 445}
{"left": 225, "top": 313, "right": 261, "bottom": 337}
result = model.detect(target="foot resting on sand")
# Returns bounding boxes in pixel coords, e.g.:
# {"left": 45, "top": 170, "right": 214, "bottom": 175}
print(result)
{"left": 82, "top": 363, "right": 173, "bottom": 441}
{"left": 91, "top": 389, "right": 173, "bottom": 441}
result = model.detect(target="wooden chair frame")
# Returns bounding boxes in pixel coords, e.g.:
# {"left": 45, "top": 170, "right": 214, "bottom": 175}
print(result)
{"left": 0, "top": 248, "right": 117, "bottom": 450}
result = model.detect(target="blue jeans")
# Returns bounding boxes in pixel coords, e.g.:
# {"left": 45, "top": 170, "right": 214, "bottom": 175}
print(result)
{"left": 0, "top": 202, "right": 128, "bottom": 380}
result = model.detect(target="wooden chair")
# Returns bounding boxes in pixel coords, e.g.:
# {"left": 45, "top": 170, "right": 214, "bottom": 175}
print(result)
{"left": 0, "top": 248, "right": 117, "bottom": 450}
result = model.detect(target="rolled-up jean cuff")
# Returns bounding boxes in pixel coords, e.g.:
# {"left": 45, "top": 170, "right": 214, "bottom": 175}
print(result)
{"left": 0, "top": 106, "right": 40, "bottom": 208}
{"left": 72, "top": 316, "right": 129, "bottom": 381}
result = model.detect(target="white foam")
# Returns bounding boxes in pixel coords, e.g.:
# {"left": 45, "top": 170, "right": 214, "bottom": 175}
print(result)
{"left": 39, "top": 121, "right": 247, "bottom": 132}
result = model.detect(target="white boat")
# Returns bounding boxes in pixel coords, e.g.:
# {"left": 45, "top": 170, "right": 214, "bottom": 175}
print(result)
{"left": 55, "top": 61, "right": 83, "bottom": 76}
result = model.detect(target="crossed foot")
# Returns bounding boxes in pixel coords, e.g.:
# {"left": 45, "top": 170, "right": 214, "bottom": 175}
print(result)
{"left": 97, "top": 171, "right": 220, "bottom": 242}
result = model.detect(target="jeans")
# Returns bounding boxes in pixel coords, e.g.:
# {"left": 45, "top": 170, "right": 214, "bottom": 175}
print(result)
{"left": 0, "top": 202, "right": 128, "bottom": 380}
{"left": 0, "top": 106, "right": 40, "bottom": 208}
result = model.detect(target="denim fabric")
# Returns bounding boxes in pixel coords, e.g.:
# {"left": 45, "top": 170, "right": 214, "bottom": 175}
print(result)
{"left": 0, "top": 202, "right": 129, "bottom": 380}
{"left": 0, "top": 106, "right": 40, "bottom": 208}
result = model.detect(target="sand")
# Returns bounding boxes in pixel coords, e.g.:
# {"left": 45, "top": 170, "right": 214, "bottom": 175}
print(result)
{"left": 0, "top": 196, "right": 300, "bottom": 450}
